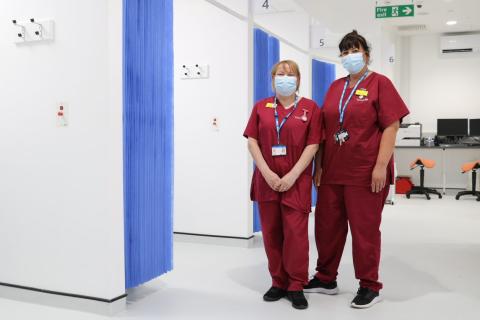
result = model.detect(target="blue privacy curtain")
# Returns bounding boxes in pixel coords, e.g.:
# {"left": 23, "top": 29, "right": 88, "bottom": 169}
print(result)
{"left": 123, "top": 0, "right": 173, "bottom": 288}
{"left": 312, "top": 59, "right": 335, "bottom": 107}
{"left": 253, "top": 28, "right": 280, "bottom": 232}
{"left": 311, "top": 59, "right": 335, "bottom": 206}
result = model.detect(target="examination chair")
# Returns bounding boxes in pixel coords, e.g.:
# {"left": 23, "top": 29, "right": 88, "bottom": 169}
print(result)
{"left": 406, "top": 158, "right": 442, "bottom": 200}
{"left": 456, "top": 161, "right": 480, "bottom": 201}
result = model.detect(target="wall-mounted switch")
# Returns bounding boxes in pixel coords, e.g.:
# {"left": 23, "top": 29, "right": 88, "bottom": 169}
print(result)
{"left": 180, "top": 64, "right": 209, "bottom": 80}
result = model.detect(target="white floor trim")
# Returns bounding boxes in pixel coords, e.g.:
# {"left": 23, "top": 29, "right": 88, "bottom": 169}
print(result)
{"left": 174, "top": 232, "right": 257, "bottom": 248}
{"left": 0, "top": 284, "right": 126, "bottom": 316}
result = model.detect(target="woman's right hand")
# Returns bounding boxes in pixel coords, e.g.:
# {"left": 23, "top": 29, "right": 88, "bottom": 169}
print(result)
{"left": 264, "top": 170, "right": 282, "bottom": 191}
{"left": 313, "top": 167, "right": 323, "bottom": 187}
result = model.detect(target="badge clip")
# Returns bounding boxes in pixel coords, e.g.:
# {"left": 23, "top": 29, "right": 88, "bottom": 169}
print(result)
{"left": 334, "top": 128, "right": 350, "bottom": 146}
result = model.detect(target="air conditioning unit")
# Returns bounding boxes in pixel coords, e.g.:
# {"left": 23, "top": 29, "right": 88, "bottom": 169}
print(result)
{"left": 440, "top": 34, "right": 480, "bottom": 54}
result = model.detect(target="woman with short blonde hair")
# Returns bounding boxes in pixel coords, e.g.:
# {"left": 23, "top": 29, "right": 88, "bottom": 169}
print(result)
{"left": 244, "top": 59, "right": 323, "bottom": 310}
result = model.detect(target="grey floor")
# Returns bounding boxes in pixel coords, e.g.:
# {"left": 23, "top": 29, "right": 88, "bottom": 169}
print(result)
{"left": 1, "top": 194, "right": 480, "bottom": 319}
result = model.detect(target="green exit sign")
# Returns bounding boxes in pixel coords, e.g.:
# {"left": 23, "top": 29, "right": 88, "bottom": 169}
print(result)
{"left": 376, "top": 5, "right": 414, "bottom": 18}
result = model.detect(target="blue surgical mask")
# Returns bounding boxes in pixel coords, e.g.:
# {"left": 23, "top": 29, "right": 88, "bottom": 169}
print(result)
{"left": 341, "top": 52, "right": 366, "bottom": 75}
{"left": 274, "top": 76, "right": 297, "bottom": 97}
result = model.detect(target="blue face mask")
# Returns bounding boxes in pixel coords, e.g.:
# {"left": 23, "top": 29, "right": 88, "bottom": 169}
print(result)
{"left": 341, "top": 52, "right": 366, "bottom": 75}
{"left": 274, "top": 76, "right": 297, "bottom": 97}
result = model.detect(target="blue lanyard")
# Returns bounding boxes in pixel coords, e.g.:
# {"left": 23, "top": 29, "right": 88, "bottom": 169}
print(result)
{"left": 274, "top": 96, "right": 299, "bottom": 145}
{"left": 338, "top": 70, "right": 369, "bottom": 127}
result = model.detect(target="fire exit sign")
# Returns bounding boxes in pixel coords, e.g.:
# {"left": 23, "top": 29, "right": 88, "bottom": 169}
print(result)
{"left": 376, "top": 5, "right": 414, "bottom": 18}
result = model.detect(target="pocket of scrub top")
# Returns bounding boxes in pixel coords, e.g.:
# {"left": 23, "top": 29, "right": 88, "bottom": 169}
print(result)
{"left": 289, "top": 118, "right": 309, "bottom": 146}
{"left": 350, "top": 100, "right": 376, "bottom": 128}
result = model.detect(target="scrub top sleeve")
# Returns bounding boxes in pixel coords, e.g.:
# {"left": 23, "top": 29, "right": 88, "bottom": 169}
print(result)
{"left": 377, "top": 76, "right": 410, "bottom": 130}
{"left": 243, "top": 103, "right": 259, "bottom": 139}
{"left": 306, "top": 103, "right": 323, "bottom": 145}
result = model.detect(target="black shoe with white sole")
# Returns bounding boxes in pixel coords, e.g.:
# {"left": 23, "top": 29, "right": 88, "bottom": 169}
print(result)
{"left": 287, "top": 291, "right": 308, "bottom": 310}
{"left": 351, "top": 287, "right": 381, "bottom": 309}
{"left": 263, "top": 287, "right": 287, "bottom": 302}
{"left": 303, "top": 277, "right": 339, "bottom": 295}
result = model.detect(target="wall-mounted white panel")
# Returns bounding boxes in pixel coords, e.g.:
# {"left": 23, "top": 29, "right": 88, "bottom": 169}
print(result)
{"left": 0, "top": 0, "right": 124, "bottom": 300}
{"left": 174, "top": 0, "right": 252, "bottom": 238}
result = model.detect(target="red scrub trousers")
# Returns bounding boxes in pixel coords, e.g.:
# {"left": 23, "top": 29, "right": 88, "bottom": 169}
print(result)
{"left": 258, "top": 202, "right": 308, "bottom": 291}
{"left": 314, "top": 181, "right": 390, "bottom": 292}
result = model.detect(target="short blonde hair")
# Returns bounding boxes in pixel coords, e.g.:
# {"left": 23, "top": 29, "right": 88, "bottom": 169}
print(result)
{"left": 271, "top": 60, "right": 301, "bottom": 91}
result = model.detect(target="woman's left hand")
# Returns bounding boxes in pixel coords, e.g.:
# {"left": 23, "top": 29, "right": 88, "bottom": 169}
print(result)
{"left": 371, "top": 164, "right": 387, "bottom": 193}
{"left": 277, "top": 172, "right": 298, "bottom": 192}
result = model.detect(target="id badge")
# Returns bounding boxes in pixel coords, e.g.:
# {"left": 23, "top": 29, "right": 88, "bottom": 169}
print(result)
{"left": 334, "top": 129, "right": 350, "bottom": 145}
{"left": 272, "top": 145, "right": 287, "bottom": 156}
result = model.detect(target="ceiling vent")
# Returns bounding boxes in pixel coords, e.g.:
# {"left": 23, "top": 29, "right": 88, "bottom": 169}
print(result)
{"left": 397, "top": 24, "right": 427, "bottom": 32}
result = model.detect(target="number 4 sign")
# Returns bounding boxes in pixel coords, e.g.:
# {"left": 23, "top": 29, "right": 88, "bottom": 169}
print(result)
{"left": 254, "top": 0, "right": 274, "bottom": 14}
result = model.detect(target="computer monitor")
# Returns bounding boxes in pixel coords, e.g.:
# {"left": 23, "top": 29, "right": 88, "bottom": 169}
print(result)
{"left": 437, "top": 119, "right": 468, "bottom": 136}
{"left": 470, "top": 119, "right": 480, "bottom": 136}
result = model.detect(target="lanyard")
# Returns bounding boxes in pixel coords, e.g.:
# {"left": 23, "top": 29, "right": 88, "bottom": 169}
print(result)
{"left": 274, "top": 96, "right": 299, "bottom": 145}
{"left": 338, "top": 70, "right": 369, "bottom": 127}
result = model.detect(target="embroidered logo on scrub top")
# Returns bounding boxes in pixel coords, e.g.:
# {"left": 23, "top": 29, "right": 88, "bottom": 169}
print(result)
{"left": 294, "top": 108, "right": 309, "bottom": 122}
{"left": 355, "top": 88, "right": 369, "bottom": 102}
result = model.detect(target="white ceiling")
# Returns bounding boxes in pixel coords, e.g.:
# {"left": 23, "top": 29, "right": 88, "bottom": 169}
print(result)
{"left": 293, "top": 0, "right": 480, "bottom": 35}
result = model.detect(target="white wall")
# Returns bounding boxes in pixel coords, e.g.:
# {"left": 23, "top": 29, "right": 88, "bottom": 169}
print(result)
{"left": 380, "top": 26, "right": 397, "bottom": 83}
{"left": 397, "top": 35, "right": 411, "bottom": 108}
{"left": 173, "top": 0, "right": 252, "bottom": 238}
{"left": 407, "top": 34, "right": 480, "bottom": 132}
{"left": 212, "top": 0, "right": 248, "bottom": 17}
{"left": 255, "top": 9, "right": 310, "bottom": 53}
{"left": 0, "top": 0, "right": 125, "bottom": 299}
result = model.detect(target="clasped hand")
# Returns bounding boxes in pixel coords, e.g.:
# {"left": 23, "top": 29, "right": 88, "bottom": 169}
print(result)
{"left": 265, "top": 171, "right": 298, "bottom": 193}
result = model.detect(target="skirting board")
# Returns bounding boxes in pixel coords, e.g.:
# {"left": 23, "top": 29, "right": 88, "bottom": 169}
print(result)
{"left": 0, "top": 283, "right": 126, "bottom": 316}
{"left": 174, "top": 232, "right": 257, "bottom": 248}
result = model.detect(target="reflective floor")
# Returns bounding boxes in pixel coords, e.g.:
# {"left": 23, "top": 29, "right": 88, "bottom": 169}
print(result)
{"left": 1, "top": 195, "right": 480, "bottom": 320}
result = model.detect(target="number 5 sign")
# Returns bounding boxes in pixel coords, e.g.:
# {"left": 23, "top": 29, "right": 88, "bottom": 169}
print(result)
{"left": 310, "top": 26, "right": 339, "bottom": 49}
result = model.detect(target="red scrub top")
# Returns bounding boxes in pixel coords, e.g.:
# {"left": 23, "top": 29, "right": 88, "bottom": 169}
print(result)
{"left": 321, "top": 72, "right": 410, "bottom": 186}
{"left": 244, "top": 97, "right": 323, "bottom": 213}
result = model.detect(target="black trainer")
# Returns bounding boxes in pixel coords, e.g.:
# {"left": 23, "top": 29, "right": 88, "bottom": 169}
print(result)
{"left": 287, "top": 291, "right": 308, "bottom": 310}
{"left": 263, "top": 287, "right": 287, "bottom": 302}
{"left": 351, "top": 287, "right": 381, "bottom": 309}
{"left": 304, "top": 277, "right": 339, "bottom": 295}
